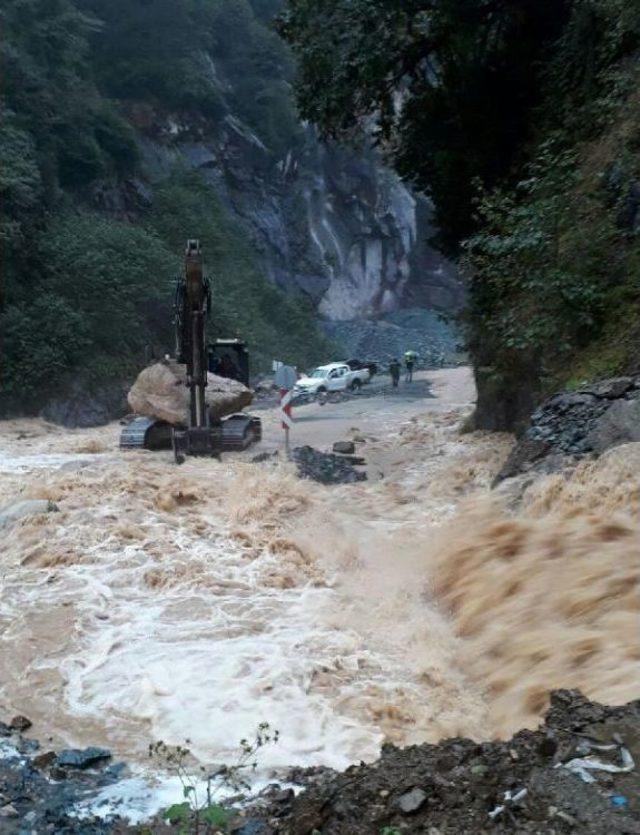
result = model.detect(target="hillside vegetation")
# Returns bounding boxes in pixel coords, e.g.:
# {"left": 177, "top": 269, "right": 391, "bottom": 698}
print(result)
{"left": 0, "top": 0, "right": 331, "bottom": 415}
{"left": 280, "top": 0, "right": 640, "bottom": 430}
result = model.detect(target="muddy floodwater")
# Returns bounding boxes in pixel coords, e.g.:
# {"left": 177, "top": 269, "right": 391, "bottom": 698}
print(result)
{"left": 1, "top": 367, "right": 638, "bottom": 785}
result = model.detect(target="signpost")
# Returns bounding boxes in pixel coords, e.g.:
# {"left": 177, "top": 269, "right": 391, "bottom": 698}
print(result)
{"left": 274, "top": 363, "right": 297, "bottom": 450}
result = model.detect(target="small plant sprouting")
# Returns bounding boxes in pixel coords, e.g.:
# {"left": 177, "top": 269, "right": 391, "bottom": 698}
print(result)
{"left": 149, "top": 722, "right": 279, "bottom": 834}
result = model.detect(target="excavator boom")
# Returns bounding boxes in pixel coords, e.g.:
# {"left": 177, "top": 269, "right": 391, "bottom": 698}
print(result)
{"left": 171, "top": 240, "right": 221, "bottom": 462}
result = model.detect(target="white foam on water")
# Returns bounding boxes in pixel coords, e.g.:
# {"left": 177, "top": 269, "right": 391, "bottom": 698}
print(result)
{"left": 0, "top": 450, "right": 109, "bottom": 474}
{"left": 0, "top": 382, "right": 505, "bottom": 824}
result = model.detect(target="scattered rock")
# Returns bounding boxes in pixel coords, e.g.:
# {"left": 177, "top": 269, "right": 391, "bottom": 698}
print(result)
{"left": 396, "top": 787, "right": 428, "bottom": 814}
{"left": 0, "top": 804, "right": 19, "bottom": 818}
{"left": 332, "top": 440, "right": 356, "bottom": 455}
{"left": 9, "top": 715, "right": 32, "bottom": 732}
{"left": 292, "top": 446, "right": 367, "bottom": 485}
{"left": 32, "top": 750, "right": 57, "bottom": 770}
{"left": 56, "top": 746, "right": 111, "bottom": 769}
{"left": 0, "top": 500, "right": 58, "bottom": 529}
{"left": 128, "top": 359, "right": 252, "bottom": 425}
{"left": 495, "top": 374, "right": 640, "bottom": 482}
{"left": 252, "top": 690, "right": 640, "bottom": 834}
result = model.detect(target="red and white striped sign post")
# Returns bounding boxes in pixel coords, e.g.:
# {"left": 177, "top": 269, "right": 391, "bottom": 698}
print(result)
{"left": 274, "top": 364, "right": 297, "bottom": 451}
{"left": 280, "top": 388, "right": 293, "bottom": 450}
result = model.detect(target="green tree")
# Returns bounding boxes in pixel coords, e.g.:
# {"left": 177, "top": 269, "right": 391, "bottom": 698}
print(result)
{"left": 278, "top": 0, "right": 572, "bottom": 252}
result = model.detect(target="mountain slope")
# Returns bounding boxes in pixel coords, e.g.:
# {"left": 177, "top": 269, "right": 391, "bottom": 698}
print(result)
{"left": 0, "top": 0, "right": 460, "bottom": 420}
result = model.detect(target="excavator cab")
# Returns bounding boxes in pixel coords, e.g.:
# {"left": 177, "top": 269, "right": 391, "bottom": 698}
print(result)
{"left": 208, "top": 339, "right": 250, "bottom": 386}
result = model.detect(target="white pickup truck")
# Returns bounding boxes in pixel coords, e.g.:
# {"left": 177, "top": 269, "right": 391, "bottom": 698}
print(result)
{"left": 294, "top": 362, "right": 370, "bottom": 396}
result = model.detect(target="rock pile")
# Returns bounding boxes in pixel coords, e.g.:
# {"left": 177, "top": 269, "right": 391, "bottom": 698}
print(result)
{"left": 127, "top": 359, "right": 253, "bottom": 425}
{"left": 292, "top": 446, "right": 367, "bottom": 485}
{"left": 251, "top": 691, "right": 640, "bottom": 834}
{"left": 322, "top": 308, "right": 461, "bottom": 369}
{"left": 497, "top": 375, "right": 640, "bottom": 481}
{"left": 0, "top": 717, "right": 122, "bottom": 833}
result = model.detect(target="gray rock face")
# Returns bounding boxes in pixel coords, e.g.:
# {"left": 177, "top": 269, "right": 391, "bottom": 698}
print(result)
{"left": 40, "top": 378, "right": 128, "bottom": 428}
{"left": 0, "top": 499, "right": 58, "bottom": 529}
{"left": 137, "top": 114, "right": 463, "bottom": 323}
{"left": 496, "top": 375, "right": 640, "bottom": 482}
{"left": 587, "top": 397, "right": 640, "bottom": 452}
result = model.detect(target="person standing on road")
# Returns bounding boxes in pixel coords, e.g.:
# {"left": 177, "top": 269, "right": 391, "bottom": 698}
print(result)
{"left": 404, "top": 350, "right": 416, "bottom": 383}
{"left": 389, "top": 358, "right": 401, "bottom": 388}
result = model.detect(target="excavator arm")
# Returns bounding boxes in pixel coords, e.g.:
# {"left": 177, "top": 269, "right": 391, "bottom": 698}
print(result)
{"left": 171, "top": 240, "right": 221, "bottom": 463}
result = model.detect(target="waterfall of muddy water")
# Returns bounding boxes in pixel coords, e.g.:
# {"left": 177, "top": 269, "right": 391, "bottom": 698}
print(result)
{"left": 429, "top": 443, "right": 640, "bottom": 737}
{"left": 0, "top": 368, "right": 638, "bottom": 794}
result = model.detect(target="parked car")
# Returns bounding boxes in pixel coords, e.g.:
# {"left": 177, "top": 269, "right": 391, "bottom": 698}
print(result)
{"left": 294, "top": 362, "right": 370, "bottom": 396}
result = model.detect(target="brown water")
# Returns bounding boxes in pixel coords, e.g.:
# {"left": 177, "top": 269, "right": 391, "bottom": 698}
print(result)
{"left": 0, "top": 369, "right": 637, "bottom": 780}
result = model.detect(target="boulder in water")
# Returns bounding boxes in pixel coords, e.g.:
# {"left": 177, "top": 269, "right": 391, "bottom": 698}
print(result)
{"left": 127, "top": 360, "right": 253, "bottom": 425}
{"left": 0, "top": 499, "right": 58, "bottom": 529}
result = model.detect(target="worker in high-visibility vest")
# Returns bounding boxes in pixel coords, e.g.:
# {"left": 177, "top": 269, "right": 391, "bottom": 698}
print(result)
{"left": 404, "top": 350, "right": 417, "bottom": 382}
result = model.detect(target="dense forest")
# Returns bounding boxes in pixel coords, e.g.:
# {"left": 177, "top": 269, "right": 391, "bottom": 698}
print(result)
{"left": 280, "top": 0, "right": 640, "bottom": 430}
{"left": 0, "top": 0, "right": 333, "bottom": 417}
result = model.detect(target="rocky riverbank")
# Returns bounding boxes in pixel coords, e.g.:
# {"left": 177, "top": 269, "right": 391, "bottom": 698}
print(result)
{"left": 250, "top": 690, "right": 640, "bottom": 834}
{"left": 4, "top": 691, "right": 640, "bottom": 833}
{"left": 0, "top": 715, "right": 123, "bottom": 833}
{"left": 496, "top": 374, "right": 640, "bottom": 482}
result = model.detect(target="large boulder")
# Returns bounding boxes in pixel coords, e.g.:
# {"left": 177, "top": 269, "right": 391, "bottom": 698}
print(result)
{"left": 127, "top": 360, "right": 252, "bottom": 425}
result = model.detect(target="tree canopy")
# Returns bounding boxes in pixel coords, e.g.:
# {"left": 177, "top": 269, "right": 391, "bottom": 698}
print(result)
{"left": 278, "top": 0, "right": 572, "bottom": 251}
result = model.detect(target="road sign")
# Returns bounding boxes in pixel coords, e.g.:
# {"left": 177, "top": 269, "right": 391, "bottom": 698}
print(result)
{"left": 274, "top": 364, "right": 297, "bottom": 390}
{"left": 279, "top": 388, "right": 294, "bottom": 429}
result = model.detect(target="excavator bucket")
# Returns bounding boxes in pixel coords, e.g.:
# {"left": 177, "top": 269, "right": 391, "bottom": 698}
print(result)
{"left": 172, "top": 423, "right": 223, "bottom": 464}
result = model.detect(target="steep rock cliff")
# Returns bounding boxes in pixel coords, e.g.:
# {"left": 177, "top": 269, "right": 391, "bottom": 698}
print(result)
{"left": 114, "top": 105, "right": 462, "bottom": 323}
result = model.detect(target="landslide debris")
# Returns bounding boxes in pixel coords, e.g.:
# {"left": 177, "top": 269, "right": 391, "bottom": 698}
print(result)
{"left": 496, "top": 375, "right": 640, "bottom": 482}
{"left": 249, "top": 691, "right": 640, "bottom": 834}
{"left": 292, "top": 445, "right": 367, "bottom": 485}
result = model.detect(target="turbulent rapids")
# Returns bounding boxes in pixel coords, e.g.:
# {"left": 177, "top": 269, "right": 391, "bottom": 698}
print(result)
{"left": 0, "top": 368, "right": 638, "bottom": 791}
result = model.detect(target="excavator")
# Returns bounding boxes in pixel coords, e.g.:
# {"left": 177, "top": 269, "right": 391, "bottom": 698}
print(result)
{"left": 120, "top": 240, "right": 261, "bottom": 462}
